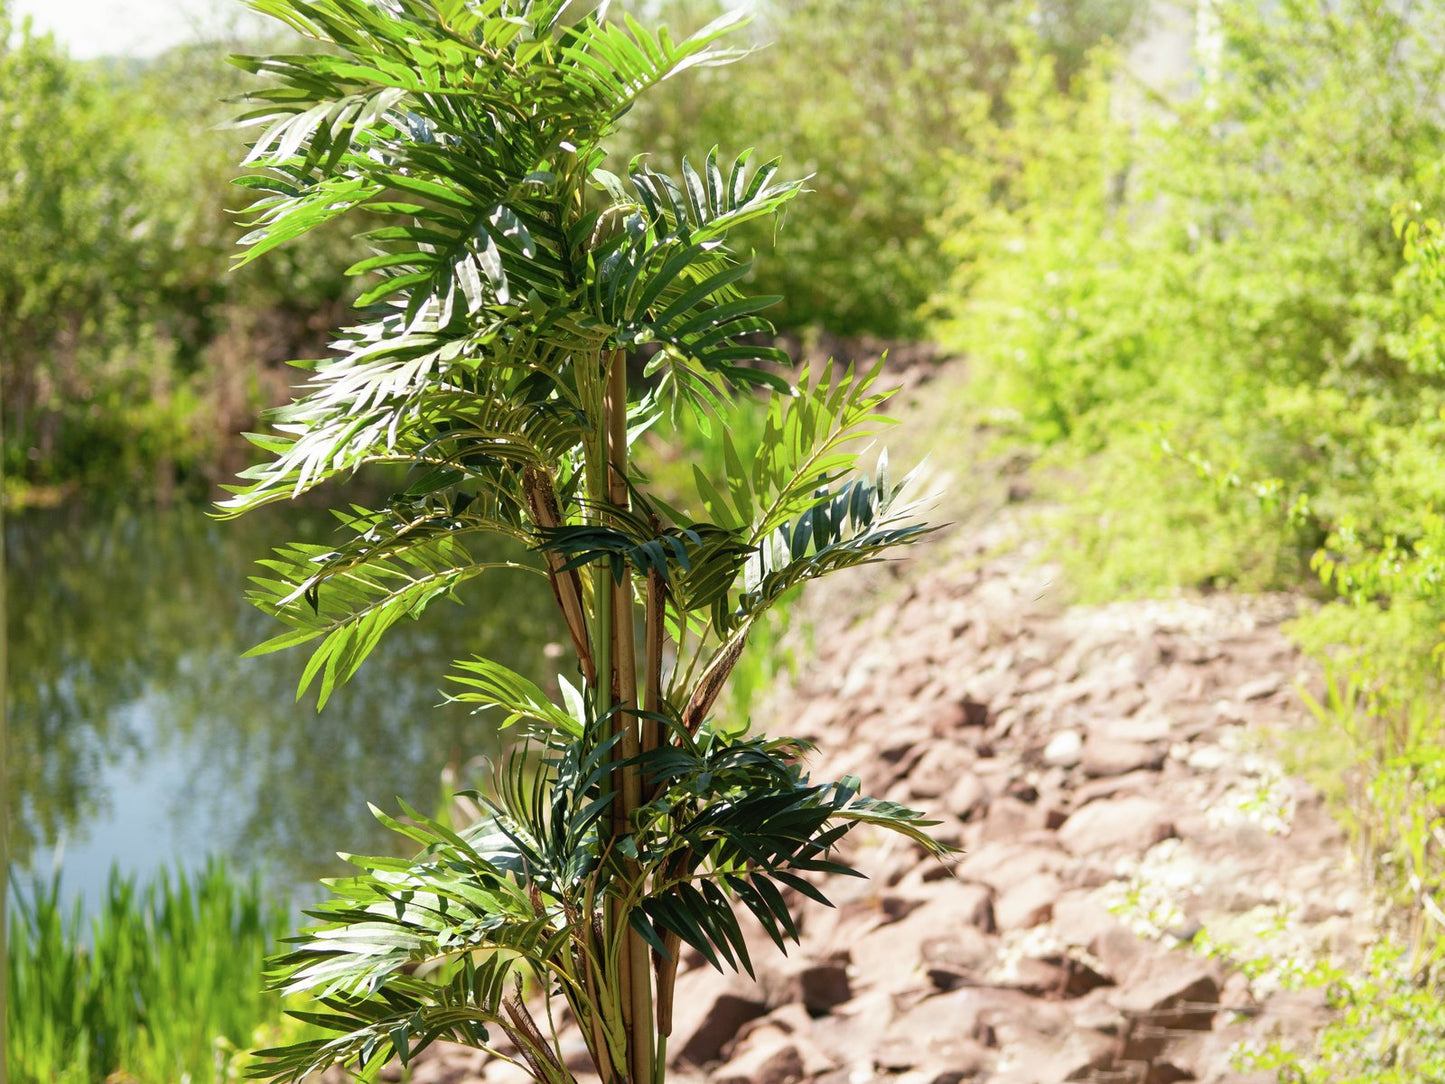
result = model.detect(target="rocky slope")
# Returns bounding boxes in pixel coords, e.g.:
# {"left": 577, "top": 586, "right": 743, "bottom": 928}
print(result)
{"left": 408, "top": 513, "right": 1373, "bottom": 1084}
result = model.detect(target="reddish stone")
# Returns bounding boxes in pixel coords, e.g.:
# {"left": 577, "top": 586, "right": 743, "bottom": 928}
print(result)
{"left": 1080, "top": 739, "right": 1166, "bottom": 778}
{"left": 955, "top": 842, "right": 1067, "bottom": 893}
{"left": 1057, "top": 796, "right": 1176, "bottom": 857}
{"left": 710, "top": 1035, "right": 805, "bottom": 1084}
{"left": 668, "top": 970, "right": 767, "bottom": 1067}
{"left": 993, "top": 871, "right": 1062, "bottom": 930}
{"left": 1113, "top": 956, "right": 1222, "bottom": 1033}
{"left": 979, "top": 795, "right": 1051, "bottom": 843}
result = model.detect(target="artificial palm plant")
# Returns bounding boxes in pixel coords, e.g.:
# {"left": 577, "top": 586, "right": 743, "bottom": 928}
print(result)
{"left": 222, "top": 2, "right": 940, "bottom": 1082}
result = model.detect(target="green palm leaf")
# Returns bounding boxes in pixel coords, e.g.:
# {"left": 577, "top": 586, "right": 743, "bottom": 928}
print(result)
{"left": 245, "top": 506, "right": 538, "bottom": 706}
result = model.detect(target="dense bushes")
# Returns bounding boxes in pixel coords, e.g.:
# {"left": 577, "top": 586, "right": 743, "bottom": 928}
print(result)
{"left": 1, "top": 0, "right": 1140, "bottom": 501}
{"left": 616, "top": 0, "right": 1139, "bottom": 338}
{"left": 935, "top": 0, "right": 1445, "bottom": 588}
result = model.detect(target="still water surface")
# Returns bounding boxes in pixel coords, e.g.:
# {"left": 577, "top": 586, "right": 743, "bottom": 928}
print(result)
{"left": 7, "top": 499, "right": 558, "bottom": 908}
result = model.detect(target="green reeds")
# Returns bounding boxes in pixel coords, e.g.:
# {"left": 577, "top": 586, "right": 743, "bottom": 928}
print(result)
{"left": 7, "top": 859, "right": 291, "bottom": 1084}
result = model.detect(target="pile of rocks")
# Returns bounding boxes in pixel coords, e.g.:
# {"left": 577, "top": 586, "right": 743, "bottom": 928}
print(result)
{"left": 411, "top": 522, "right": 1374, "bottom": 1084}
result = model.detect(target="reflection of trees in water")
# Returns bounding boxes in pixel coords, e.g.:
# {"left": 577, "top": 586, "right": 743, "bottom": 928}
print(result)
{"left": 6, "top": 501, "right": 558, "bottom": 889}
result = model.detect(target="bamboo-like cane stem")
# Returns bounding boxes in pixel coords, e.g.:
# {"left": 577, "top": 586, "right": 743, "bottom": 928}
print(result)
{"left": 605, "top": 351, "right": 655, "bottom": 1084}
{"left": 643, "top": 563, "right": 664, "bottom": 756}
{"left": 576, "top": 937, "right": 616, "bottom": 1084}
{"left": 652, "top": 846, "right": 692, "bottom": 1042}
{"left": 524, "top": 466, "right": 596, "bottom": 686}
{"left": 584, "top": 350, "right": 631, "bottom": 1076}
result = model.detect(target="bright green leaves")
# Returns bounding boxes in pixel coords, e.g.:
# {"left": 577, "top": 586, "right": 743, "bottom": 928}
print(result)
{"left": 448, "top": 656, "right": 583, "bottom": 738}
{"left": 555, "top": 7, "right": 753, "bottom": 123}
{"left": 247, "top": 536, "right": 474, "bottom": 709}
{"left": 219, "top": 316, "right": 584, "bottom": 516}
{"left": 630, "top": 148, "right": 801, "bottom": 246}
{"left": 746, "top": 361, "right": 897, "bottom": 543}
{"left": 688, "top": 359, "right": 895, "bottom": 539}
{"left": 244, "top": 505, "right": 538, "bottom": 708}
{"left": 250, "top": 800, "right": 547, "bottom": 1080}
{"left": 231, "top": 0, "right": 759, "bottom": 277}
{"left": 737, "top": 462, "right": 933, "bottom": 626}
{"left": 589, "top": 150, "right": 804, "bottom": 392}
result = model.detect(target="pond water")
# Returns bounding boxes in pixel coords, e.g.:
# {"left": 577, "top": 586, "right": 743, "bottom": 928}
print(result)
{"left": 6, "top": 498, "right": 560, "bottom": 910}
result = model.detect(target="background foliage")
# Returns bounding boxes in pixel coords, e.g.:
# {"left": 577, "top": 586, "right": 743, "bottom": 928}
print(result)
{"left": 615, "top": 0, "right": 1139, "bottom": 337}
{"left": 0, "top": 0, "right": 1136, "bottom": 502}
{"left": 7, "top": 862, "right": 291, "bottom": 1084}
{"left": 0, "top": 0, "right": 359, "bottom": 502}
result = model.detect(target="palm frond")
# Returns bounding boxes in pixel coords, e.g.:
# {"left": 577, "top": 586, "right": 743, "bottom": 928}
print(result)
{"left": 631, "top": 734, "right": 949, "bottom": 978}
{"left": 249, "top": 799, "right": 563, "bottom": 1082}
{"left": 217, "top": 320, "right": 583, "bottom": 514}
{"left": 734, "top": 456, "right": 934, "bottom": 627}
{"left": 535, "top": 519, "right": 700, "bottom": 584}
{"left": 447, "top": 656, "right": 583, "bottom": 739}
{"left": 586, "top": 151, "right": 803, "bottom": 389}
{"left": 244, "top": 505, "right": 539, "bottom": 707}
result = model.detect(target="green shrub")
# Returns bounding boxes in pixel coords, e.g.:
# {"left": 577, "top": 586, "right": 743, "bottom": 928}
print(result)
{"left": 220, "top": 4, "right": 943, "bottom": 1082}
{"left": 928, "top": 8, "right": 1445, "bottom": 1063}
{"left": 930, "top": 0, "right": 1445, "bottom": 598}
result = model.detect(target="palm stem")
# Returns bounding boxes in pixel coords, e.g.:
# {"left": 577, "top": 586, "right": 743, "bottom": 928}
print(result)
{"left": 605, "top": 350, "right": 655, "bottom": 1084}
{"left": 525, "top": 465, "right": 595, "bottom": 686}
{"left": 642, "top": 564, "right": 664, "bottom": 768}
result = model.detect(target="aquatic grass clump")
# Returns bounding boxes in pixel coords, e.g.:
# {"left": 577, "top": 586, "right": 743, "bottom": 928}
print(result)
{"left": 7, "top": 860, "right": 291, "bottom": 1084}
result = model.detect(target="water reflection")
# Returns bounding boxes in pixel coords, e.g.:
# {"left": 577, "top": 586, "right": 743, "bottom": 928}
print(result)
{"left": 6, "top": 500, "right": 558, "bottom": 903}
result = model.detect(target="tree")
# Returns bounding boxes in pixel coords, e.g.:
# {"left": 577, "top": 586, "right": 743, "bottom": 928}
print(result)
{"left": 219, "top": 2, "right": 940, "bottom": 1081}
